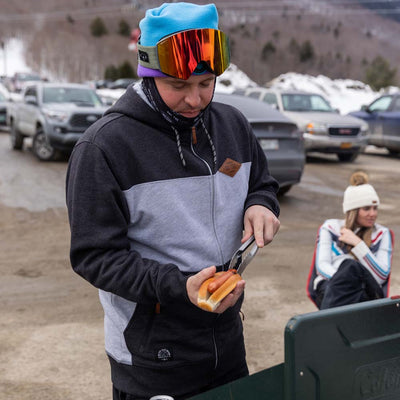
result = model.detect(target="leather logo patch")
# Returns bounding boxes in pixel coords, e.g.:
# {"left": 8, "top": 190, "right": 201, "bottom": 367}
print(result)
{"left": 219, "top": 158, "right": 242, "bottom": 177}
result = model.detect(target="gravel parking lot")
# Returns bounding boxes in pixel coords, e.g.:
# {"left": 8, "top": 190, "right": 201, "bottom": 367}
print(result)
{"left": 0, "top": 131, "right": 399, "bottom": 400}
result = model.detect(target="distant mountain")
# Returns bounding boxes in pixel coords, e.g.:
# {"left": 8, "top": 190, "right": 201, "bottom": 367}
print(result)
{"left": 355, "top": 0, "right": 400, "bottom": 24}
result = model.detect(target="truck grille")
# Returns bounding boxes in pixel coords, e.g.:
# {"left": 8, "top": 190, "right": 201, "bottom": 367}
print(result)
{"left": 329, "top": 127, "right": 360, "bottom": 136}
{"left": 69, "top": 113, "right": 102, "bottom": 128}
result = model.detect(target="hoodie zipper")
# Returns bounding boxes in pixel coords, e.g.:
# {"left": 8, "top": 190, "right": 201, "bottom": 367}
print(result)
{"left": 190, "top": 126, "right": 224, "bottom": 264}
{"left": 190, "top": 126, "right": 224, "bottom": 369}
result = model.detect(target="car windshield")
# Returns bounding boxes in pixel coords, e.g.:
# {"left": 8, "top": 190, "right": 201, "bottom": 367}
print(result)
{"left": 282, "top": 93, "right": 334, "bottom": 112}
{"left": 43, "top": 87, "right": 102, "bottom": 106}
{"left": 17, "top": 73, "right": 42, "bottom": 82}
{"left": 368, "top": 96, "right": 392, "bottom": 112}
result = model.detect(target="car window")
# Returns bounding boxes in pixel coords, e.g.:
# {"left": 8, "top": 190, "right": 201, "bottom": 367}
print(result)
{"left": 369, "top": 96, "right": 392, "bottom": 112}
{"left": 16, "top": 73, "right": 41, "bottom": 82}
{"left": 0, "top": 92, "right": 6, "bottom": 102}
{"left": 261, "top": 92, "right": 278, "bottom": 107}
{"left": 247, "top": 91, "right": 261, "bottom": 99}
{"left": 43, "top": 87, "right": 103, "bottom": 106}
{"left": 25, "top": 87, "right": 37, "bottom": 98}
{"left": 282, "top": 94, "right": 333, "bottom": 112}
{"left": 392, "top": 97, "right": 400, "bottom": 112}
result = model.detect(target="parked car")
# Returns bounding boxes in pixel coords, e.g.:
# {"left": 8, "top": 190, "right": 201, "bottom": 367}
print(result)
{"left": 239, "top": 88, "right": 369, "bottom": 162}
{"left": 348, "top": 92, "right": 400, "bottom": 155}
{"left": 213, "top": 92, "right": 305, "bottom": 195}
{"left": 4, "top": 72, "right": 44, "bottom": 93}
{"left": 108, "top": 78, "right": 137, "bottom": 90}
{"left": 0, "top": 90, "right": 8, "bottom": 128}
{"left": 7, "top": 82, "right": 108, "bottom": 161}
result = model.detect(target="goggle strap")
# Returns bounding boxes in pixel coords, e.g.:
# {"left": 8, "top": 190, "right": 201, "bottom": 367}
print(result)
{"left": 137, "top": 44, "right": 161, "bottom": 70}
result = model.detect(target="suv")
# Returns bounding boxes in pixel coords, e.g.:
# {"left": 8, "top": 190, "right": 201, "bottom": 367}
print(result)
{"left": 348, "top": 93, "right": 400, "bottom": 155}
{"left": 8, "top": 82, "right": 108, "bottom": 160}
{"left": 240, "top": 88, "right": 369, "bottom": 162}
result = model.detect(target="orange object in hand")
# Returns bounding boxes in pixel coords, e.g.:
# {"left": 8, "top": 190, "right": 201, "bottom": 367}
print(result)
{"left": 197, "top": 270, "right": 242, "bottom": 312}
{"left": 207, "top": 269, "right": 236, "bottom": 293}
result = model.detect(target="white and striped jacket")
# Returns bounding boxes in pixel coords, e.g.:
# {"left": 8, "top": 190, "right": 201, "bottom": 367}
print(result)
{"left": 315, "top": 219, "right": 393, "bottom": 287}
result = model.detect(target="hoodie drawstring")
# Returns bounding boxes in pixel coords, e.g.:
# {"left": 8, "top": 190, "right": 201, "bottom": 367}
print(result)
{"left": 140, "top": 78, "right": 216, "bottom": 169}
{"left": 199, "top": 118, "right": 217, "bottom": 168}
{"left": 172, "top": 118, "right": 217, "bottom": 169}
{"left": 171, "top": 126, "right": 187, "bottom": 168}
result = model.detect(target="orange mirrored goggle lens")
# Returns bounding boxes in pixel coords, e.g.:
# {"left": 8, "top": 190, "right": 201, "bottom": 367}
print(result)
{"left": 157, "top": 29, "right": 230, "bottom": 80}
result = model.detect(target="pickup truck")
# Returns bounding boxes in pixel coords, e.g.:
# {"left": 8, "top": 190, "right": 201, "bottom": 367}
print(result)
{"left": 7, "top": 82, "right": 109, "bottom": 160}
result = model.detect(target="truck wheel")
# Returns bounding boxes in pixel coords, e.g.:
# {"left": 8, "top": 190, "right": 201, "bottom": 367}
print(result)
{"left": 32, "top": 129, "right": 58, "bottom": 161}
{"left": 10, "top": 122, "right": 24, "bottom": 150}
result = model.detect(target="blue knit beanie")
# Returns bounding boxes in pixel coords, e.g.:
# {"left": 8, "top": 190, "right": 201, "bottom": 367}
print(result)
{"left": 138, "top": 2, "right": 219, "bottom": 77}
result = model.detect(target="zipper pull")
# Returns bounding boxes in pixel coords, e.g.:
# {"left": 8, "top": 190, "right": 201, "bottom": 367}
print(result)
{"left": 192, "top": 126, "right": 197, "bottom": 145}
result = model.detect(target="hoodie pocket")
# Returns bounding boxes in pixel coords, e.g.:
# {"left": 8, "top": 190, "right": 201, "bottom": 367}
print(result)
{"left": 124, "top": 301, "right": 218, "bottom": 369}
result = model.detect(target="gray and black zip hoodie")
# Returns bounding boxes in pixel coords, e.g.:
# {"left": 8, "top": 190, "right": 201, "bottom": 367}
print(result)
{"left": 66, "top": 84, "right": 280, "bottom": 397}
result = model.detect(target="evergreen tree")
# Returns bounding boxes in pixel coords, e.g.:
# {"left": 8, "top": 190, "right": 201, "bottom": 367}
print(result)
{"left": 261, "top": 41, "right": 276, "bottom": 61}
{"left": 104, "top": 65, "right": 119, "bottom": 81}
{"left": 118, "top": 19, "right": 131, "bottom": 37}
{"left": 299, "top": 40, "right": 315, "bottom": 62}
{"left": 118, "top": 61, "right": 137, "bottom": 79}
{"left": 90, "top": 17, "right": 108, "bottom": 37}
{"left": 365, "top": 56, "right": 397, "bottom": 90}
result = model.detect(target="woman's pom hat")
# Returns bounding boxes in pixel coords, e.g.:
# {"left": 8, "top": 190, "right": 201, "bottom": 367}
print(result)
{"left": 342, "top": 171, "right": 380, "bottom": 213}
{"left": 137, "top": 2, "right": 219, "bottom": 78}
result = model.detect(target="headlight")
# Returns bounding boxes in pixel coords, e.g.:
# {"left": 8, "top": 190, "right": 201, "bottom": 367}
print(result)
{"left": 42, "top": 109, "right": 69, "bottom": 123}
{"left": 306, "top": 122, "right": 326, "bottom": 134}
{"left": 360, "top": 124, "right": 368, "bottom": 134}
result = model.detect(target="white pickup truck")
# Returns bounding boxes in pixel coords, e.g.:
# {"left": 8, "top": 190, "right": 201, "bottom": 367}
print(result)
{"left": 7, "top": 82, "right": 108, "bottom": 160}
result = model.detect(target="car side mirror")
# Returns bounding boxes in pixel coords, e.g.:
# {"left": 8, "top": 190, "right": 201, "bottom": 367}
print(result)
{"left": 361, "top": 104, "right": 370, "bottom": 112}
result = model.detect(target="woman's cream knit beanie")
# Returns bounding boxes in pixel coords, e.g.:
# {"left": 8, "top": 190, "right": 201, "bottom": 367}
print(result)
{"left": 342, "top": 171, "right": 380, "bottom": 213}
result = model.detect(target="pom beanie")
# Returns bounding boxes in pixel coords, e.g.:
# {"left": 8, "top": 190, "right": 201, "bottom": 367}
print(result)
{"left": 342, "top": 172, "right": 380, "bottom": 213}
{"left": 137, "top": 2, "right": 219, "bottom": 77}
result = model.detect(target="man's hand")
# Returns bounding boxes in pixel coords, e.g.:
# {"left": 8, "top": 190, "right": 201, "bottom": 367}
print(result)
{"left": 242, "top": 205, "right": 280, "bottom": 248}
{"left": 186, "top": 266, "right": 245, "bottom": 313}
{"left": 339, "top": 227, "right": 362, "bottom": 247}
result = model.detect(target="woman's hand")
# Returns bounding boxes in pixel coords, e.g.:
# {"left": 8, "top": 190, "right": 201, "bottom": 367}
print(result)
{"left": 339, "top": 227, "right": 362, "bottom": 247}
{"left": 186, "top": 266, "right": 245, "bottom": 313}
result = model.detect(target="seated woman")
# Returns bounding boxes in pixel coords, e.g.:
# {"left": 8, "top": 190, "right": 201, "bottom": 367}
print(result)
{"left": 313, "top": 171, "right": 393, "bottom": 309}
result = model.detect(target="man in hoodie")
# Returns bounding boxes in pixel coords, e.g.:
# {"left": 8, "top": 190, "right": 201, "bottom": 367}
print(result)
{"left": 66, "top": 2, "right": 280, "bottom": 399}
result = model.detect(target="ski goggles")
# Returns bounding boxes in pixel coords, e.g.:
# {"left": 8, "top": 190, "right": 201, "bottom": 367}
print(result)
{"left": 137, "top": 28, "right": 230, "bottom": 80}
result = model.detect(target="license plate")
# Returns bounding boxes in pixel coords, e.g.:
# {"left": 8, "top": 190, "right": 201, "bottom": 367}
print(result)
{"left": 260, "top": 139, "right": 279, "bottom": 150}
{"left": 340, "top": 142, "right": 352, "bottom": 149}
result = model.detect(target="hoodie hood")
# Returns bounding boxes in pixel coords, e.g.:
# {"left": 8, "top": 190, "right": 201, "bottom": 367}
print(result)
{"left": 105, "top": 84, "right": 211, "bottom": 138}
{"left": 104, "top": 83, "right": 216, "bottom": 168}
